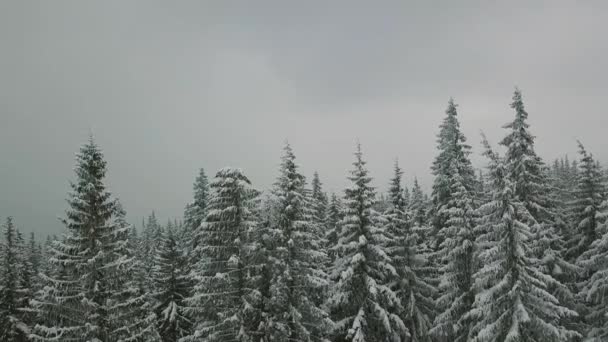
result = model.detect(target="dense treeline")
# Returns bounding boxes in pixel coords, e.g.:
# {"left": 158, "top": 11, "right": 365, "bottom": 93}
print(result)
{"left": 1, "top": 89, "right": 607, "bottom": 342}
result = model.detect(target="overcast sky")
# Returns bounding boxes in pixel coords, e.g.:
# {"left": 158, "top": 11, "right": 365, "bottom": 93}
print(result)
{"left": 1, "top": 1, "right": 608, "bottom": 235}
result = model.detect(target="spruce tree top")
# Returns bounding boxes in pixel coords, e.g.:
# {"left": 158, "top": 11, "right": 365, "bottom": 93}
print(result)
{"left": 65, "top": 136, "right": 114, "bottom": 233}
{"left": 499, "top": 88, "right": 546, "bottom": 217}
{"left": 389, "top": 160, "right": 406, "bottom": 211}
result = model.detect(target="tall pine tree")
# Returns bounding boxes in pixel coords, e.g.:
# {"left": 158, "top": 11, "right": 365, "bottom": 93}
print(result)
{"left": 32, "top": 137, "right": 159, "bottom": 342}
{"left": 468, "top": 143, "right": 579, "bottom": 342}
{"left": 183, "top": 168, "right": 263, "bottom": 342}
{"left": 183, "top": 168, "right": 209, "bottom": 255}
{"left": 0, "top": 217, "right": 30, "bottom": 342}
{"left": 429, "top": 99, "right": 477, "bottom": 342}
{"left": 328, "top": 144, "right": 406, "bottom": 342}
{"left": 578, "top": 199, "right": 608, "bottom": 341}
{"left": 152, "top": 226, "right": 192, "bottom": 342}
{"left": 385, "top": 161, "right": 436, "bottom": 342}
{"left": 265, "top": 144, "right": 332, "bottom": 341}
{"left": 567, "top": 142, "right": 606, "bottom": 262}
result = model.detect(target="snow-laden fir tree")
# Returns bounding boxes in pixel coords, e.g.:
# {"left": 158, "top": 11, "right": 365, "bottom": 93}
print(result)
{"left": 430, "top": 159, "right": 477, "bottom": 342}
{"left": 311, "top": 171, "right": 329, "bottom": 229}
{"left": 565, "top": 142, "right": 606, "bottom": 336}
{"left": 409, "top": 178, "right": 428, "bottom": 228}
{"left": 328, "top": 143, "right": 406, "bottom": 342}
{"left": 499, "top": 90, "right": 567, "bottom": 262}
{"left": 15, "top": 229, "right": 36, "bottom": 335}
{"left": 107, "top": 201, "right": 161, "bottom": 342}
{"left": 27, "top": 232, "right": 43, "bottom": 293}
{"left": 32, "top": 137, "right": 159, "bottom": 342}
{"left": 543, "top": 155, "right": 583, "bottom": 334}
{"left": 430, "top": 99, "right": 477, "bottom": 249}
{"left": 183, "top": 168, "right": 209, "bottom": 255}
{"left": 428, "top": 99, "right": 477, "bottom": 342}
{"left": 182, "top": 168, "right": 263, "bottom": 342}
{"left": 467, "top": 140, "right": 579, "bottom": 342}
{"left": 549, "top": 157, "right": 579, "bottom": 243}
{"left": 140, "top": 212, "right": 164, "bottom": 293}
{"left": 0, "top": 217, "right": 30, "bottom": 342}
{"left": 325, "top": 193, "right": 343, "bottom": 265}
{"left": 566, "top": 142, "right": 606, "bottom": 262}
{"left": 384, "top": 161, "right": 436, "bottom": 342}
{"left": 32, "top": 137, "right": 118, "bottom": 341}
{"left": 152, "top": 225, "right": 192, "bottom": 342}
{"left": 265, "top": 143, "right": 332, "bottom": 341}
{"left": 577, "top": 199, "right": 608, "bottom": 341}
{"left": 500, "top": 89, "right": 552, "bottom": 221}
{"left": 499, "top": 90, "right": 580, "bottom": 335}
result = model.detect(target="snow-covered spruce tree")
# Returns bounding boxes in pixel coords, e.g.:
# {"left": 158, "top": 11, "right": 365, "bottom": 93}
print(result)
{"left": 566, "top": 142, "right": 606, "bottom": 262}
{"left": 407, "top": 178, "right": 435, "bottom": 261}
{"left": 467, "top": 140, "right": 579, "bottom": 342}
{"left": 249, "top": 192, "right": 278, "bottom": 341}
{"left": 430, "top": 98, "right": 477, "bottom": 250}
{"left": 107, "top": 201, "right": 160, "bottom": 342}
{"left": 0, "top": 217, "right": 29, "bottom": 342}
{"left": 183, "top": 168, "right": 263, "bottom": 342}
{"left": 311, "top": 171, "right": 329, "bottom": 229}
{"left": 32, "top": 137, "right": 117, "bottom": 341}
{"left": 27, "top": 232, "right": 42, "bottom": 293}
{"left": 409, "top": 178, "right": 428, "bottom": 228}
{"left": 428, "top": 99, "right": 477, "bottom": 342}
{"left": 32, "top": 137, "right": 159, "bottom": 342}
{"left": 265, "top": 143, "right": 332, "bottom": 341}
{"left": 328, "top": 144, "right": 406, "bottom": 342}
{"left": 325, "top": 193, "right": 343, "bottom": 265}
{"left": 141, "top": 212, "right": 164, "bottom": 292}
{"left": 183, "top": 168, "right": 209, "bottom": 255}
{"left": 430, "top": 160, "right": 477, "bottom": 342}
{"left": 499, "top": 90, "right": 580, "bottom": 334}
{"left": 578, "top": 199, "right": 608, "bottom": 341}
{"left": 15, "top": 229, "right": 36, "bottom": 334}
{"left": 38, "top": 235, "right": 55, "bottom": 287}
{"left": 152, "top": 226, "right": 192, "bottom": 342}
{"left": 384, "top": 161, "right": 436, "bottom": 342}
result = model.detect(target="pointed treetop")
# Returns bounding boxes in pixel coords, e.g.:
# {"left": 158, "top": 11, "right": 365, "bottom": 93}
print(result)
{"left": 389, "top": 159, "right": 405, "bottom": 209}
{"left": 509, "top": 87, "right": 529, "bottom": 125}
{"left": 446, "top": 97, "right": 458, "bottom": 115}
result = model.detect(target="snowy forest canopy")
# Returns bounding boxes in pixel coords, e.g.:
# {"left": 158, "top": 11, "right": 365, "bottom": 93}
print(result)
{"left": 1, "top": 89, "right": 608, "bottom": 342}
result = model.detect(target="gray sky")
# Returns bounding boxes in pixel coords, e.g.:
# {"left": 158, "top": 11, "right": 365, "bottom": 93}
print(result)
{"left": 2, "top": 1, "right": 608, "bottom": 236}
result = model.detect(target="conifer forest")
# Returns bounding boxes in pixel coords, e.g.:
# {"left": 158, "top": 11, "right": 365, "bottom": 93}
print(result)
{"left": 2, "top": 89, "right": 608, "bottom": 342}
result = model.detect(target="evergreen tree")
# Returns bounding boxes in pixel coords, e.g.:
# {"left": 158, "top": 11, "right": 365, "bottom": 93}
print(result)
{"left": 325, "top": 193, "right": 343, "bottom": 265}
{"left": 409, "top": 178, "right": 428, "bottom": 228}
{"left": 32, "top": 138, "right": 118, "bottom": 341}
{"left": 107, "top": 202, "right": 160, "bottom": 342}
{"left": 385, "top": 161, "right": 436, "bottom": 342}
{"left": 430, "top": 99, "right": 477, "bottom": 249}
{"left": 27, "top": 232, "right": 42, "bottom": 293}
{"left": 152, "top": 226, "right": 192, "bottom": 342}
{"left": 311, "top": 171, "right": 329, "bottom": 229}
{"left": 0, "top": 217, "right": 29, "bottom": 342}
{"left": 430, "top": 161, "right": 477, "bottom": 342}
{"left": 32, "top": 137, "right": 159, "bottom": 341}
{"left": 141, "top": 211, "right": 164, "bottom": 292}
{"left": 468, "top": 146, "right": 579, "bottom": 342}
{"left": 500, "top": 89, "right": 579, "bottom": 335}
{"left": 183, "top": 168, "right": 209, "bottom": 254}
{"left": 567, "top": 142, "right": 606, "bottom": 262}
{"left": 429, "top": 99, "right": 477, "bottom": 342}
{"left": 15, "top": 229, "right": 35, "bottom": 335}
{"left": 578, "top": 200, "right": 608, "bottom": 341}
{"left": 265, "top": 144, "right": 332, "bottom": 341}
{"left": 183, "top": 168, "right": 263, "bottom": 342}
{"left": 328, "top": 144, "right": 406, "bottom": 342}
